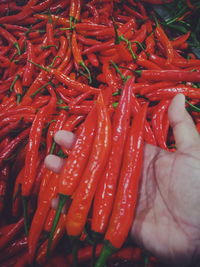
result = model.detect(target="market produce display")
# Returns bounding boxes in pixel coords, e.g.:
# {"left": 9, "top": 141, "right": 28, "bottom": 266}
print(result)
{"left": 0, "top": 0, "right": 200, "bottom": 266}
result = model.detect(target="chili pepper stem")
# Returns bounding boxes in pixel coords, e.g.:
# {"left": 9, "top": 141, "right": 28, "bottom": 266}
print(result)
{"left": 21, "top": 196, "right": 29, "bottom": 236}
{"left": 94, "top": 241, "right": 117, "bottom": 267}
{"left": 28, "top": 60, "right": 49, "bottom": 72}
{"left": 46, "top": 194, "right": 68, "bottom": 258}
{"left": 80, "top": 61, "right": 92, "bottom": 84}
{"left": 14, "top": 42, "right": 21, "bottom": 55}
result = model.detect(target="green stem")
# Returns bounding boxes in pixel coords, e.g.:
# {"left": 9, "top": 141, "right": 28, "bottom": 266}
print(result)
{"left": 80, "top": 61, "right": 92, "bottom": 84}
{"left": 46, "top": 194, "right": 68, "bottom": 258}
{"left": 48, "top": 56, "right": 62, "bottom": 68}
{"left": 28, "top": 60, "right": 49, "bottom": 72}
{"left": 16, "top": 94, "right": 22, "bottom": 104}
{"left": 119, "top": 35, "right": 137, "bottom": 60}
{"left": 21, "top": 196, "right": 29, "bottom": 236}
{"left": 110, "top": 61, "right": 129, "bottom": 83}
{"left": 42, "top": 45, "right": 58, "bottom": 50}
{"left": 185, "top": 99, "right": 200, "bottom": 112}
{"left": 50, "top": 141, "right": 56, "bottom": 154}
{"left": 10, "top": 75, "right": 20, "bottom": 92}
{"left": 14, "top": 42, "right": 21, "bottom": 55}
{"left": 30, "top": 81, "right": 51, "bottom": 98}
{"left": 94, "top": 241, "right": 117, "bottom": 267}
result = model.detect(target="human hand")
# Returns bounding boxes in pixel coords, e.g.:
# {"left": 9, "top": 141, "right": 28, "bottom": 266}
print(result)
{"left": 131, "top": 94, "right": 200, "bottom": 266}
{"left": 45, "top": 94, "right": 200, "bottom": 266}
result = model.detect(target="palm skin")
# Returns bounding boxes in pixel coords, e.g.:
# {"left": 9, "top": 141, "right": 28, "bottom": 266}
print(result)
{"left": 132, "top": 94, "right": 200, "bottom": 266}
{"left": 45, "top": 94, "right": 200, "bottom": 266}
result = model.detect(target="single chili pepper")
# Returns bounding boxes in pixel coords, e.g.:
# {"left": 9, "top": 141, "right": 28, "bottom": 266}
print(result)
{"left": 75, "top": 0, "right": 81, "bottom": 22}
{"left": 0, "top": 164, "right": 9, "bottom": 213}
{"left": 47, "top": 105, "right": 98, "bottom": 254}
{"left": 0, "top": 217, "right": 24, "bottom": 250}
{"left": 137, "top": 57, "right": 162, "bottom": 70}
{"left": 95, "top": 103, "right": 147, "bottom": 267}
{"left": 140, "top": 81, "right": 176, "bottom": 95}
{"left": 102, "top": 62, "right": 121, "bottom": 92}
{"left": 0, "top": 25, "right": 20, "bottom": 55}
{"left": 172, "top": 58, "right": 200, "bottom": 68}
{"left": 151, "top": 100, "right": 170, "bottom": 150}
{"left": 22, "top": 86, "right": 57, "bottom": 197}
{"left": 29, "top": 61, "right": 100, "bottom": 94}
{"left": 171, "top": 31, "right": 191, "bottom": 48}
{"left": 22, "top": 40, "right": 35, "bottom": 87}
{"left": 0, "top": 128, "right": 30, "bottom": 169}
{"left": 131, "top": 94, "right": 156, "bottom": 146}
{"left": 148, "top": 54, "right": 179, "bottom": 70}
{"left": 0, "top": 120, "right": 21, "bottom": 141}
{"left": 28, "top": 172, "right": 59, "bottom": 263}
{"left": 46, "top": 17, "right": 57, "bottom": 56}
{"left": 0, "top": 105, "right": 35, "bottom": 121}
{"left": 155, "top": 23, "right": 174, "bottom": 65}
{"left": 36, "top": 214, "right": 66, "bottom": 265}
{"left": 136, "top": 69, "right": 200, "bottom": 82}
{"left": 65, "top": 93, "right": 111, "bottom": 265}
{"left": 58, "top": 46, "right": 72, "bottom": 72}
{"left": 77, "top": 34, "right": 101, "bottom": 46}
{"left": 123, "top": 5, "right": 147, "bottom": 20}
{"left": 87, "top": 53, "right": 99, "bottom": 67}
{"left": 71, "top": 30, "right": 92, "bottom": 83}
{"left": 34, "top": 14, "right": 70, "bottom": 27}
{"left": 0, "top": 235, "right": 27, "bottom": 262}
{"left": 32, "top": 95, "right": 50, "bottom": 109}
{"left": 69, "top": 0, "right": 77, "bottom": 27}
{"left": 31, "top": 0, "right": 53, "bottom": 12}
{"left": 52, "top": 36, "right": 68, "bottom": 68}
{"left": 91, "top": 78, "right": 133, "bottom": 242}
{"left": 145, "top": 33, "right": 156, "bottom": 54}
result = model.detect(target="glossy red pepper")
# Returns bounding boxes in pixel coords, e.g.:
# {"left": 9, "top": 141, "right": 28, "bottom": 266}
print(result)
{"left": 95, "top": 103, "right": 147, "bottom": 267}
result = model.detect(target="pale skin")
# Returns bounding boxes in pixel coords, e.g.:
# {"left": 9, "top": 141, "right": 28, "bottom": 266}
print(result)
{"left": 45, "top": 94, "right": 200, "bottom": 266}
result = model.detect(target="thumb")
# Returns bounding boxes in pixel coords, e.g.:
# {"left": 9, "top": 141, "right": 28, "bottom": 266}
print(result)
{"left": 168, "top": 94, "right": 200, "bottom": 152}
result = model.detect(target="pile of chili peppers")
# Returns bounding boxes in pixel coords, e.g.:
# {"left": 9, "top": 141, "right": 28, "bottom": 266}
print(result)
{"left": 0, "top": 0, "right": 200, "bottom": 266}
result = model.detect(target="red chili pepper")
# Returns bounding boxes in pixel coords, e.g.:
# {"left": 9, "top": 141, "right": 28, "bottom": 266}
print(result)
{"left": 22, "top": 40, "right": 35, "bottom": 87}
{"left": 95, "top": 103, "right": 147, "bottom": 267}
{"left": 145, "top": 85, "right": 200, "bottom": 100}
{"left": 151, "top": 100, "right": 170, "bottom": 150}
{"left": 36, "top": 214, "right": 66, "bottom": 265}
{"left": 0, "top": 25, "right": 20, "bottom": 55}
{"left": 171, "top": 31, "right": 191, "bottom": 48}
{"left": 136, "top": 69, "right": 200, "bottom": 82}
{"left": 0, "top": 217, "right": 24, "bottom": 250}
{"left": 155, "top": 23, "right": 174, "bottom": 65}
{"left": 31, "top": 0, "right": 53, "bottom": 12}
{"left": 92, "top": 78, "right": 133, "bottom": 237}
{"left": 0, "top": 235, "right": 27, "bottom": 262}
{"left": 22, "top": 86, "right": 57, "bottom": 197}
{"left": 52, "top": 35, "right": 68, "bottom": 68}
{"left": 131, "top": 94, "right": 156, "bottom": 146}
{"left": 0, "top": 128, "right": 30, "bottom": 169}
{"left": 28, "top": 172, "right": 59, "bottom": 263}
{"left": 71, "top": 30, "right": 92, "bottom": 83}
{"left": 65, "top": 94, "right": 111, "bottom": 262}
{"left": 46, "top": 17, "right": 57, "bottom": 56}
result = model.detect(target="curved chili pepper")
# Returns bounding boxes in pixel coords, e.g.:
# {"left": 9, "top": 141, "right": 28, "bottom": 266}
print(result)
{"left": 0, "top": 128, "right": 30, "bottom": 169}
{"left": 22, "top": 40, "right": 35, "bottom": 87}
{"left": 28, "top": 172, "right": 59, "bottom": 263}
{"left": 171, "top": 31, "right": 191, "bottom": 48}
{"left": 0, "top": 217, "right": 24, "bottom": 250}
{"left": 95, "top": 103, "right": 147, "bottom": 267}
{"left": 151, "top": 100, "right": 170, "bottom": 150}
{"left": 0, "top": 25, "right": 20, "bottom": 55}
{"left": 71, "top": 30, "right": 92, "bottom": 83}
{"left": 65, "top": 93, "right": 111, "bottom": 265}
{"left": 155, "top": 23, "right": 174, "bottom": 65}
